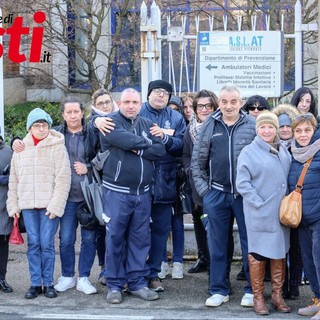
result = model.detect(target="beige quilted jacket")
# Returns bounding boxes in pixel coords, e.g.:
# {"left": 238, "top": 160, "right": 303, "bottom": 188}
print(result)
{"left": 7, "top": 130, "right": 71, "bottom": 217}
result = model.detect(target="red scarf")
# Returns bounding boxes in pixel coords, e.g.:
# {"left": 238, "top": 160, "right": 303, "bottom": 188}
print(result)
{"left": 32, "top": 135, "right": 43, "bottom": 146}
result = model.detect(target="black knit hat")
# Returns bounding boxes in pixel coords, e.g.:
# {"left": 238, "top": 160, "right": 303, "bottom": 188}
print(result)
{"left": 147, "top": 80, "right": 173, "bottom": 99}
{"left": 169, "top": 95, "right": 183, "bottom": 110}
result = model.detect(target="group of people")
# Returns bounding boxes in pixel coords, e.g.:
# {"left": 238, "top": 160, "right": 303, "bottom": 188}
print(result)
{"left": 0, "top": 81, "right": 320, "bottom": 319}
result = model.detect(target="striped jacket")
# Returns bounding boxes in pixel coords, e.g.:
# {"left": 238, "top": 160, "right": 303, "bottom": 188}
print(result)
{"left": 100, "top": 111, "right": 165, "bottom": 195}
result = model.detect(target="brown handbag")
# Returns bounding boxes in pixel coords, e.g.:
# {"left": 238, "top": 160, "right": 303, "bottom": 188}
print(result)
{"left": 279, "top": 157, "right": 313, "bottom": 228}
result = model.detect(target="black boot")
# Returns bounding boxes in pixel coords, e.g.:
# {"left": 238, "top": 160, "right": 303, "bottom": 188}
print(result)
{"left": 0, "top": 279, "right": 13, "bottom": 293}
{"left": 237, "top": 265, "right": 247, "bottom": 281}
{"left": 43, "top": 285, "right": 57, "bottom": 298}
{"left": 25, "top": 286, "right": 42, "bottom": 299}
{"left": 188, "top": 258, "right": 207, "bottom": 273}
{"left": 189, "top": 207, "right": 209, "bottom": 274}
{"left": 289, "top": 285, "right": 299, "bottom": 300}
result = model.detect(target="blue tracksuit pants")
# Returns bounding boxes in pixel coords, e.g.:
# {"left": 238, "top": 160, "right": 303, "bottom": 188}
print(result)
{"left": 103, "top": 188, "right": 151, "bottom": 291}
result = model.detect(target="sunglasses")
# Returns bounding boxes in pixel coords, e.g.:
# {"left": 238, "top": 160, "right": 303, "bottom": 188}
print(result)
{"left": 293, "top": 113, "right": 313, "bottom": 121}
{"left": 247, "top": 105, "right": 267, "bottom": 112}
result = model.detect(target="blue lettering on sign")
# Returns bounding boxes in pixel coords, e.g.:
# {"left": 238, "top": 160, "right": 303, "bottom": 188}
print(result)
{"left": 200, "top": 32, "right": 209, "bottom": 46}
{"left": 229, "top": 36, "right": 263, "bottom": 47}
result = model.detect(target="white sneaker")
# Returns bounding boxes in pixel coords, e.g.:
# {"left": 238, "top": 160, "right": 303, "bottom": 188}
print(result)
{"left": 172, "top": 262, "right": 183, "bottom": 279}
{"left": 54, "top": 276, "right": 76, "bottom": 292}
{"left": 205, "top": 294, "right": 229, "bottom": 307}
{"left": 76, "top": 277, "right": 97, "bottom": 295}
{"left": 158, "top": 261, "right": 169, "bottom": 279}
{"left": 241, "top": 293, "right": 254, "bottom": 307}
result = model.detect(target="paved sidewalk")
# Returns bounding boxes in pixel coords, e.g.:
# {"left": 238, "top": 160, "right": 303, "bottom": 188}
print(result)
{"left": 0, "top": 233, "right": 314, "bottom": 320}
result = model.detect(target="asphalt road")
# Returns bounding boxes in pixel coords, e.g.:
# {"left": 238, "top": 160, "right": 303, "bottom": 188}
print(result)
{"left": 0, "top": 233, "right": 313, "bottom": 320}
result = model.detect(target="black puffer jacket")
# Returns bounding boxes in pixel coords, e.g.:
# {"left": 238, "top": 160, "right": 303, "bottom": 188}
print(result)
{"left": 191, "top": 109, "right": 256, "bottom": 197}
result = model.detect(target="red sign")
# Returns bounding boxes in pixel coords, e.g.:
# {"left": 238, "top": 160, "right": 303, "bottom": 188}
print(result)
{"left": 0, "top": 11, "right": 50, "bottom": 63}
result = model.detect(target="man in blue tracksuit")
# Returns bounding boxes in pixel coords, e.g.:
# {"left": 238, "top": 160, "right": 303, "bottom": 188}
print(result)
{"left": 140, "top": 80, "right": 186, "bottom": 292}
{"left": 100, "top": 88, "right": 165, "bottom": 304}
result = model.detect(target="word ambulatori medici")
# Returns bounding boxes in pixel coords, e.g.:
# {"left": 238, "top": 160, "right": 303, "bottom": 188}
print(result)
{"left": 0, "top": 11, "right": 51, "bottom": 63}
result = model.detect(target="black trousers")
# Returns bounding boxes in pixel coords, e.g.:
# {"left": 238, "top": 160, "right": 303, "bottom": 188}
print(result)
{"left": 0, "top": 235, "right": 9, "bottom": 279}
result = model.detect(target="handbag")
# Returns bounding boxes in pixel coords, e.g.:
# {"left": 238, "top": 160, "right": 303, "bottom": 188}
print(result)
{"left": 80, "top": 166, "right": 105, "bottom": 227}
{"left": 76, "top": 201, "right": 100, "bottom": 230}
{"left": 179, "top": 179, "right": 194, "bottom": 214}
{"left": 9, "top": 216, "right": 24, "bottom": 245}
{"left": 18, "top": 212, "right": 26, "bottom": 233}
{"left": 279, "top": 157, "right": 313, "bottom": 228}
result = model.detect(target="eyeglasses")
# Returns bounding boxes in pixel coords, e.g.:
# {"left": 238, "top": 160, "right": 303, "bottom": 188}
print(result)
{"left": 32, "top": 123, "right": 49, "bottom": 130}
{"left": 197, "top": 103, "right": 213, "bottom": 111}
{"left": 152, "top": 88, "right": 170, "bottom": 97}
{"left": 247, "top": 105, "right": 267, "bottom": 112}
{"left": 96, "top": 100, "right": 112, "bottom": 107}
{"left": 293, "top": 113, "right": 313, "bottom": 121}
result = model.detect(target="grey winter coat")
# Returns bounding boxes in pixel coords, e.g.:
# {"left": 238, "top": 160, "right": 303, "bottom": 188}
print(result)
{"left": 0, "top": 140, "right": 13, "bottom": 235}
{"left": 236, "top": 135, "right": 291, "bottom": 259}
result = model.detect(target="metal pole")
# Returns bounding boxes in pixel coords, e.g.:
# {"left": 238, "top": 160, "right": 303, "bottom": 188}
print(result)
{"left": 140, "top": 1, "right": 148, "bottom": 101}
{"left": 150, "top": 1, "right": 161, "bottom": 81}
{"left": 294, "top": 0, "right": 303, "bottom": 90}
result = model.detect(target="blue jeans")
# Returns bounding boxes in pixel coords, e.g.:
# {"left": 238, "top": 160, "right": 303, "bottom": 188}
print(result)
{"left": 23, "top": 209, "right": 59, "bottom": 286}
{"left": 59, "top": 200, "right": 97, "bottom": 277}
{"left": 162, "top": 209, "right": 184, "bottom": 263}
{"left": 103, "top": 189, "right": 151, "bottom": 291}
{"left": 147, "top": 203, "right": 173, "bottom": 279}
{"left": 203, "top": 188, "right": 252, "bottom": 296}
{"left": 299, "top": 220, "right": 320, "bottom": 299}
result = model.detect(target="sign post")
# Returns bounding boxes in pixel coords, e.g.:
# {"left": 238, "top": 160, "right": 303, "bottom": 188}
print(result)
{"left": 198, "top": 31, "right": 284, "bottom": 98}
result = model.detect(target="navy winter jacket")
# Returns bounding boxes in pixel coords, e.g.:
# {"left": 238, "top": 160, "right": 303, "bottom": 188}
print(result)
{"left": 100, "top": 111, "right": 165, "bottom": 195}
{"left": 288, "top": 134, "right": 320, "bottom": 226}
{"left": 140, "top": 103, "right": 186, "bottom": 203}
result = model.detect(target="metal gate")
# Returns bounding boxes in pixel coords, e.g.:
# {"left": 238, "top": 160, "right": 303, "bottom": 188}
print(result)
{"left": 140, "top": 0, "right": 317, "bottom": 99}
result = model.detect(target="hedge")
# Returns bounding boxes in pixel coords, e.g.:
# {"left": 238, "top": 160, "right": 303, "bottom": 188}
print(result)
{"left": 4, "top": 101, "right": 63, "bottom": 144}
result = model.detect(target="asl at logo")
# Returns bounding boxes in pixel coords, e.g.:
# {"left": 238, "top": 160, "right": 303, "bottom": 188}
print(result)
{"left": 0, "top": 11, "right": 51, "bottom": 63}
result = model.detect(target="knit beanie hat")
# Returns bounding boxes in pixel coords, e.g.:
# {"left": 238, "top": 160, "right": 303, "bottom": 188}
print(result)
{"left": 26, "top": 108, "right": 53, "bottom": 131}
{"left": 278, "top": 113, "right": 291, "bottom": 127}
{"left": 256, "top": 111, "right": 279, "bottom": 131}
{"left": 147, "top": 80, "right": 173, "bottom": 99}
{"left": 168, "top": 95, "right": 183, "bottom": 113}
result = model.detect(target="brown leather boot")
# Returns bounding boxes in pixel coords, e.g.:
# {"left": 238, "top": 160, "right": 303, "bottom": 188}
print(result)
{"left": 248, "top": 254, "right": 269, "bottom": 315}
{"left": 270, "top": 259, "right": 291, "bottom": 313}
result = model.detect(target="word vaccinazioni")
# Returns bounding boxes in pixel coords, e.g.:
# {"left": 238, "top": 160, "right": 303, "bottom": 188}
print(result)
{"left": 0, "top": 11, "right": 51, "bottom": 63}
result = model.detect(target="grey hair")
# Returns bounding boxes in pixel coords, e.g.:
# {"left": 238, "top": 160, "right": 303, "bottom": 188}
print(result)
{"left": 219, "top": 83, "right": 242, "bottom": 100}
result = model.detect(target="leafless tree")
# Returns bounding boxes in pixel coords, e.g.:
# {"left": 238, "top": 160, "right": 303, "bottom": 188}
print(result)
{"left": 0, "top": 0, "right": 317, "bottom": 96}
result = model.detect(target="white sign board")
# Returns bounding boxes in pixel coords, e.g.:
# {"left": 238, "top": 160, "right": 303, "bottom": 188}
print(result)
{"left": 198, "top": 31, "right": 284, "bottom": 98}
